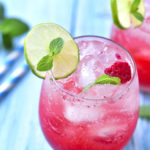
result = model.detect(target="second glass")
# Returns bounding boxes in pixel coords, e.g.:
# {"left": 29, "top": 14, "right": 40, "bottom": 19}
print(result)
{"left": 111, "top": 0, "right": 150, "bottom": 92}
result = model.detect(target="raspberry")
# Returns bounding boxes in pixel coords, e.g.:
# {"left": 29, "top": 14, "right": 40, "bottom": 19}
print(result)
{"left": 104, "top": 61, "right": 131, "bottom": 84}
{"left": 115, "top": 53, "right": 121, "bottom": 59}
{"left": 63, "top": 80, "right": 82, "bottom": 94}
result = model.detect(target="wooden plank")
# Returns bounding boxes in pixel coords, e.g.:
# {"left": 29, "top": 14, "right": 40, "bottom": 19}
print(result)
{"left": 0, "top": 0, "right": 77, "bottom": 150}
{"left": 75, "top": 0, "right": 150, "bottom": 150}
{"left": 0, "top": 0, "right": 150, "bottom": 150}
{"left": 3, "top": 0, "right": 74, "bottom": 29}
{"left": 75, "top": 0, "right": 112, "bottom": 38}
{"left": 132, "top": 93, "right": 150, "bottom": 150}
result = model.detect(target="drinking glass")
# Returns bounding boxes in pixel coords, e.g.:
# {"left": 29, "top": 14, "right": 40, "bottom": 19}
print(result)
{"left": 39, "top": 36, "right": 139, "bottom": 150}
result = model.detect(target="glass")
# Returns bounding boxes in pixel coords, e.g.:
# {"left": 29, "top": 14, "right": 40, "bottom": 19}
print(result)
{"left": 111, "top": 0, "right": 150, "bottom": 92}
{"left": 39, "top": 36, "right": 139, "bottom": 150}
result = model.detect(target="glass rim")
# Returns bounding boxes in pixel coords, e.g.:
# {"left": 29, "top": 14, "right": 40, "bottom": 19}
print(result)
{"left": 50, "top": 35, "right": 136, "bottom": 101}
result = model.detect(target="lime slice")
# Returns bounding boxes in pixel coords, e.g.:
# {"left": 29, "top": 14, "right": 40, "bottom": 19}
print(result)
{"left": 24, "top": 23, "right": 79, "bottom": 79}
{"left": 111, "top": 0, "right": 131, "bottom": 29}
{"left": 111, "top": 0, "right": 145, "bottom": 29}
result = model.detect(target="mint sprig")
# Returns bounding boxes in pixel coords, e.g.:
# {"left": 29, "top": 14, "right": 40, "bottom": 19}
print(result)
{"left": 130, "top": 0, "right": 144, "bottom": 22}
{"left": 82, "top": 74, "right": 121, "bottom": 93}
{"left": 0, "top": 3, "right": 4, "bottom": 21}
{"left": 2, "top": 34, "right": 12, "bottom": 49}
{"left": 0, "top": 3, "right": 29, "bottom": 49}
{"left": 139, "top": 106, "right": 150, "bottom": 118}
{"left": 37, "top": 37, "right": 64, "bottom": 71}
{"left": 1, "top": 18, "right": 29, "bottom": 37}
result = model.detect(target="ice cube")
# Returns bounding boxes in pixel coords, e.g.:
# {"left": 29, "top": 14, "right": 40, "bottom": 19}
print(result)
{"left": 97, "top": 123, "right": 127, "bottom": 138}
{"left": 75, "top": 55, "right": 103, "bottom": 88}
{"left": 80, "top": 84, "right": 121, "bottom": 100}
{"left": 92, "top": 122, "right": 128, "bottom": 144}
{"left": 79, "top": 40, "right": 105, "bottom": 59}
{"left": 64, "top": 102, "right": 101, "bottom": 123}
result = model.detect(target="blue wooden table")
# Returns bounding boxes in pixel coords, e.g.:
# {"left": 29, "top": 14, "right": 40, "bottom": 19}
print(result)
{"left": 0, "top": 0, "right": 150, "bottom": 150}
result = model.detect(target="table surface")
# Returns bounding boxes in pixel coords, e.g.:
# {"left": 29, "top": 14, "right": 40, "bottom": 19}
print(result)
{"left": 0, "top": 0, "right": 150, "bottom": 150}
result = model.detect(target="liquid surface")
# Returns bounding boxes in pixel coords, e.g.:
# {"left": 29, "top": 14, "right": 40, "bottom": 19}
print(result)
{"left": 58, "top": 37, "right": 134, "bottom": 99}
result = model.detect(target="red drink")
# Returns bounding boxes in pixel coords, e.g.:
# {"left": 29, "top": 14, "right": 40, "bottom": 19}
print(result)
{"left": 39, "top": 36, "right": 139, "bottom": 150}
{"left": 111, "top": 0, "right": 150, "bottom": 92}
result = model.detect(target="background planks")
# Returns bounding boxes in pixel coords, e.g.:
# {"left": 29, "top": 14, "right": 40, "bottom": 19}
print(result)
{"left": 0, "top": 0, "right": 149, "bottom": 150}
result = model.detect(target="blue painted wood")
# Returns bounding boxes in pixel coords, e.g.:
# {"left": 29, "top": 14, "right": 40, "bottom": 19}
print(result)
{"left": 75, "top": 0, "right": 150, "bottom": 150}
{"left": 75, "top": 0, "right": 112, "bottom": 37}
{"left": 0, "top": 0, "right": 150, "bottom": 150}
{"left": 0, "top": 0, "right": 76, "bottom": 150}
{"left": 132, "top": 93, "right": 150, "bottom": 150}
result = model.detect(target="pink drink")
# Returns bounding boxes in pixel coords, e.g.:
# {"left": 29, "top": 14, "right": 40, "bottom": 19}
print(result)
{"left": 39, "top": 36, "right": 139, "bottom": 150}
{"left": 111, "top": 0, "right": 150, "bottom": 92}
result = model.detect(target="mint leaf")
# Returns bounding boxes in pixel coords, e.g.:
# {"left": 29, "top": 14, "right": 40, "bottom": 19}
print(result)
{"left": 0, "top": 18, "right": 29, "bottom": 37}
{"left": 130, "top": 0, "right": 141, "bottom": 13}
{"left": 95, "top": 74, "right": 121, "bottom": 85}
{"left": 139, "top": 106, "right": 150, "bottom": 118}
{"left": 82, "top": 74, "right": 121, "bottom": 92}
{"left": 37, "top": 55, "right": 53, "bottom": 71}
{"left": 2, "top": 33, "right": 13, "bottom": 49}
{"left": 0, "top": 3, "right": 4, "bottom": 20}
{"left": 49, "top": 37, "right": 64, "bottom": 56}
{"left": 133, "top": 12, "right": 144, "bottom": 22}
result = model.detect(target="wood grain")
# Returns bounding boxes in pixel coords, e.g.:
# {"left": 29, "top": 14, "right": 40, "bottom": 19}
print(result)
{"left": 0, "top": 0, "right": 149, "bottom": 150}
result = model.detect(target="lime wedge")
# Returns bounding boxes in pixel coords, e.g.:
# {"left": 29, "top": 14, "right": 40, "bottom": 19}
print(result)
{"left": 24, "top": 23, "right": 79, "bottom": 79}
{"left": 111, "top": 0, "right": 131, "bottom": 29}
{"left": 111, "top": 0, "right": 145, "bottom": 29}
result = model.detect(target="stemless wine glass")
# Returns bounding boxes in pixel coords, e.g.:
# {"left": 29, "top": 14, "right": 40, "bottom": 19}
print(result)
{"left": 39, "top": 36, "right": 139, "bottom": 150}
{"left": 111, "top": 0, "right": 150, "bottom": 92}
